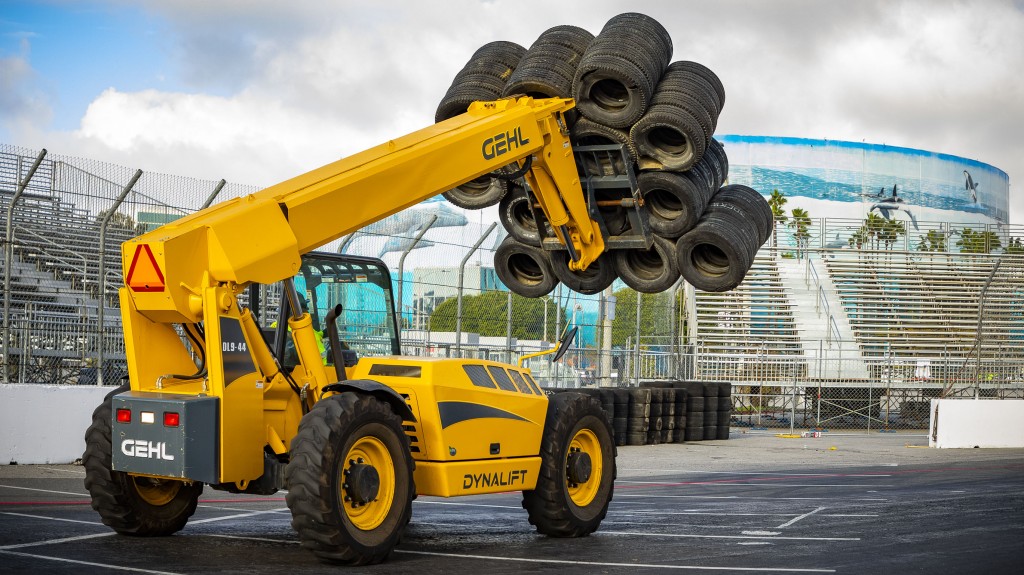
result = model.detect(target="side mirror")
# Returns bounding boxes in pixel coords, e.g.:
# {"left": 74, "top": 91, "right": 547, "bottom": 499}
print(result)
{"left": 552, "top": 325, "right": 578, "bottom": 363}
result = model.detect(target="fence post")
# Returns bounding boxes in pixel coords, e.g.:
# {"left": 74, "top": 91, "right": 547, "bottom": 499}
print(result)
{"left": 506, "top": 291, "right": 513, "bottom": 364}
{"left": 633, "top": 292, "right": 642, "bottom": 384}
{"left": 96, "top": 169, "right": 142, "bottom": 385}
{"left": 455, "top": 223, "right": 496, "bottom": 356}
{"left": 200, "top": 179, "right": 226, "bottom": 210}
{"left": 2, "top": 148, "right": 47, "bottom": 384}
{"left": 395, "top": 215, "right": 437, "bottom": 333}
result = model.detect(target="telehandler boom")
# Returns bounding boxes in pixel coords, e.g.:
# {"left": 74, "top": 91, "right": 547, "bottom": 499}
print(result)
{"left": 83, "top": 96, "right": 619, "bottom": 565}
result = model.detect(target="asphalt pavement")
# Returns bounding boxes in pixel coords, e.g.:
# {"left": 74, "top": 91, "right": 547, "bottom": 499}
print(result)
{"left": 2, "top": 431, "right": 1022, "bottom": 574}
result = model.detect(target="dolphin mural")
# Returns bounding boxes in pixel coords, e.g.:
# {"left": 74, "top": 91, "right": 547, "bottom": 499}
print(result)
{"left": 964, "top": 170, "right": 979, "bottom": 203}
{"left": 870, "top": 184, "right": 919, "bottom": 230}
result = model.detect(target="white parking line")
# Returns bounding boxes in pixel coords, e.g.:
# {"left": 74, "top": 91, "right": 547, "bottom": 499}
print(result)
{"left": 36, "top": 467, "right": 86, "bottom": 475}
{"left": 618, "top": 481, "right": 892, "bottom": 488}
{"left": 0, "top": 531, "right": 115, "bottom": 551}
{"left": 617, "top": 494, "right": 887, "bottom": 502}
{"left": 619, "top": 469, "right": 892, "bottom": 477}
{"left": 599, "top": 531, "right": 860, "bottom": 542}
{"left": 0, "top": 511, "right": 105, "bottom": 526}
{"left": 0, "top": 549, "right": 184, "bottom": 575}
{"left": 776, "top": 507, "right": 826, "bottom": 528}
{"left": 395, "top": 549, "right": 837, "bottom": 572}
{"left": 0, "top": 484, "right": 89, "bottom": 498}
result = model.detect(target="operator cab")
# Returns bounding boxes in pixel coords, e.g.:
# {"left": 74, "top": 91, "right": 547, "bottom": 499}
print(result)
{"left": 249, "top": 253, "right": 402, "bottom": 372}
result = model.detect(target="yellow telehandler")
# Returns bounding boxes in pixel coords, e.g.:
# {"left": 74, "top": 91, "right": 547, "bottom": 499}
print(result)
{"left": 83, "top": 97, "right": 634, "bottom": 565}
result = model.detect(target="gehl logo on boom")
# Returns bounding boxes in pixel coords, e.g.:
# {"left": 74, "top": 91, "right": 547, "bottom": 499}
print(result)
{"left": 481, "top": 126, "right": 530, "bottom": 160}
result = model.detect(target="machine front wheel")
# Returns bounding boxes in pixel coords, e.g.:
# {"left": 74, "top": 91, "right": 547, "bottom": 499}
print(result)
{"left": 82, "top": 386, "right": 202, "bottom": 536}
{"left": 523, "top": 392, "right": 616, "bottom": 537}
{"left": 286, "top": 393, "right": 414, "bottom": 565}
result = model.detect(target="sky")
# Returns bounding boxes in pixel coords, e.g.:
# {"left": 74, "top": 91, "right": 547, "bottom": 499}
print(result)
{"left": 1, "top": 0, "right": 1022, "bottom": 225}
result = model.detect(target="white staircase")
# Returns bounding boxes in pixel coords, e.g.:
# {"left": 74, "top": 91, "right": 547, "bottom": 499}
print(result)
{"left": 774, "top": 254, "right": 869, "bottom": 379}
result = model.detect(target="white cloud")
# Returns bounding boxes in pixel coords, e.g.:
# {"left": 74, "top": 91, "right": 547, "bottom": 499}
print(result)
{"left": 4, "top": 0, "right": 1023, "bottom": 224}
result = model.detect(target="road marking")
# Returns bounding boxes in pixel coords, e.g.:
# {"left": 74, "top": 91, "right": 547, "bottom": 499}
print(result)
{"left": 0, "top": 511, "right": 105, "bottom": 526}
{"left": 742, "top": 530, "right": 782, "bottom": 536}
{"left": 619, "top": 481, "right": 892, "bottom": 488}
{"left": 599, "top": 531, "right": 860, "bottom": 542}
{"left": 0, "top": 549, "right": 184, "bottom": 575}
{"left": 616, "top": 494, "right": 887, "bottom": 502}
{"left": 0, "top": 484, "right": 89, "bottom": 498}
{"left": 619, "top": 469, "right": 892, "bottom": 477}
{"left": 614, "top": 511, "right": 803, "bottom": 517}
{"left": 207, "top": 534, "right": 298, "bottom": 544}
{"left": 395, "top": 549, "right": 836, "bottom": 572}
{"left": 0, "top": 531, "right": 115, "bottom": 551}
{"left": 777, "top": 507, "right": 826, "bottom": 528}
{"left": 822, "top": 513, "right": 878, "bottom": 518}
{"left": 188, "top": 509, "right": 289, "bottom": 525}
{"left": 36, "top": 466, "right": 86, "bottom": 475}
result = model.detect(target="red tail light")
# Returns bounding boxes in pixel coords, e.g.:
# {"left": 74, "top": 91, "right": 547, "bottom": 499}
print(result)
{"left": 116, "top": 408, "right": 131, "bottom": 423}
{"left": 163, "top": 412, "right": 180, "bottom": 427}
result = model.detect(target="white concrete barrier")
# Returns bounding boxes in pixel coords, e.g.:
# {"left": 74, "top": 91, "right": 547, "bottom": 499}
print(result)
{"left": 929, "top": 399, "right": 1024, "bottom": 448}
{"left": 0, "top": 384, "right": 112, "bottom": 464}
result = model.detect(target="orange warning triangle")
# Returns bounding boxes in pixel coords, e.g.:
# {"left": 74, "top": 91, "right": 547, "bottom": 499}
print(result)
{"left": 126, "top": 244, "right": 166, "bottom": 292}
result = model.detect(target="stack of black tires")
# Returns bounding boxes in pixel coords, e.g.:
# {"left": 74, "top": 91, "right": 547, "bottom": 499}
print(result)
{"left": 435, "top": 13, "right": 773, "bottom": 297}
{"left": 570, "top": 381, "right": 731, "bottom": 446}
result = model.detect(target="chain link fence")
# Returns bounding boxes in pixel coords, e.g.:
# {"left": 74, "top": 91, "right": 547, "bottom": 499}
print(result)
{"left": 2, "top": 144, "right": 1022, "bottom": 431}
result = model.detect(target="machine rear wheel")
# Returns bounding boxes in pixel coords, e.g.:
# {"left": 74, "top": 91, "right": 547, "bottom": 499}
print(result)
{"left": 523, "top": 392, "right": 616, "bottom": 537}
{"left": 286, "top": 393, "right": 414, "bottom": 566}
{"left": 83, "top": 386, "right": 202, "bottom": 536}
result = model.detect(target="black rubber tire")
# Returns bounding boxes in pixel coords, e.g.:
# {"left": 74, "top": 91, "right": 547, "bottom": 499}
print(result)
{"left": 504, "top": 26, "right": 593, "bottom": 101}
{"left": 614, "top": 432, "right": 628, "bottom": 447}
{"left": 646, "top": 428, "right": 660, "bottom": 445}
{"left": 630, "top": 105, "right": 707, "bottom": 171}
{"left": 638, "top": 171, "right": 707, "bottom": 240}
{"left": 83, "top": 385, "right": 203, "bottom": 536}
{"left": 573, "top": 52, "right": 653, "bottom": 129}
{"left": 443, "top": 175, "right": 508, "bottom": 210}
{"left": 705, "top": 410, "right": 719, "bottom": 428}
{"left": 495, "top": 237, "right": 558, "bottom": 297}
{"left": 613, "top": 235, "right": 680, "bottom": 294}
{"left": 627, "top": 402, "right": 651, "bottom": 419}
{"left": 661, "top": 429, "right": 673, "bottom": 443}
{"left": 712, "top": 185, "right": 774, "bottom": 246}
{"left": 613, "top": 416, "right": 628, "bottom": 434}
{"left": 706, "top": 138, "right": 730, "bottom": 186}
{"left": 718, "top": 409, "right": 733, "bottom": 425}
{"left": 717, "top": 381, "right": 733, "bottom": 398}
{"left": 570, "top": 117, "right": 636, "bottom": 176}
{"left": 684, "top": 427, "right": 704, "bottom": 442}
{"left": 675, "top": 202, "right": 760, "bottom": 292}
{"left": 671, "top": 61, "right": 725, "bottom": 110}
{"left": 626, "top": 432, "right": 647, "bottom": 446}
{"left": 548, "top": 250, "right": 617, "bottom": 295}
{"left": 626, "top": 418, "right": 649, "bottom": 433}
{"left": 716, "top": 425, "right": 732, "bottom": 440}
{"left": 523, "top": 392, "right": 616, "bottom": 537}
{"left": 435, "top": 78, "right": 506, "bottom": 122}
{"left": 499, "top": 184, "right": 550, "bottom": 247}
{"left": 286, "top": 393, "right": 414, "bottom": 566}
{"left": 719, "top": 396, "right": 733, "bottom": 411}
{"left": 702, "top": 382, "right": 720, "bottom": 398}
{"left": 686, "top": 412, "right": 705, "bottom": 428}
{"left": 674, "top": 415, "right": 687, "bottom": 430}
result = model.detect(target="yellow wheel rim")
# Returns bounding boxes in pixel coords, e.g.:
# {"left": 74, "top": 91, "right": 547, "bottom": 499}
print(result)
{"left": 340, "top": 435, "right": 395, "bottom": 531}
{"left": 566, "top": 428, "right": 603, "bottom": 507}
{"left": 131, "top": 477, "right": 181, "bottom": 506}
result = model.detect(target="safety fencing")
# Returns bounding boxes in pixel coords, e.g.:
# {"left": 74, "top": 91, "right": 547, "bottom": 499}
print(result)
{"left": 2, "top": 144, "right": 1023, "bottom": 431}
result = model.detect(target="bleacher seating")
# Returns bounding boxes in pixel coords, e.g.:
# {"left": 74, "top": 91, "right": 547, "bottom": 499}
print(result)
{"left": 823, "top": 250, "right": 1024, "bottom": 362}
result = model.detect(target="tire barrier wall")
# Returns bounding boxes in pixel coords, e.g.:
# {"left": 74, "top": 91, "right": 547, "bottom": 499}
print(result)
{"left": 436, "top": 13, "right": 774, "bottom": 298}
{"left": 550, "top": 381, "right": 734, "bottom": 446}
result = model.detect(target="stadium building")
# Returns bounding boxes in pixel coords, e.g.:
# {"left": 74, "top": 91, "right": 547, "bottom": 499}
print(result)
{"left": 1, "top": 138, "right": 1020, "bottom": 429}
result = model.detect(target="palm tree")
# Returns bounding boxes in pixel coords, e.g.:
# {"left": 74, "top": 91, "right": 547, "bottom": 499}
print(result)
{"left": 956, "top": 227, "right": 1002, "bottom": 254}
{"left": 917, "top": 230, "right": 948, "bottom": 253}
{"left": 768, "top": 189, "right": 787, "bottom": 248}
{"left": 1005, "top": 237, "right": 1024, "bottom": 255}
{"left": 788, "top": 207, "right": 812, "bottom": 258}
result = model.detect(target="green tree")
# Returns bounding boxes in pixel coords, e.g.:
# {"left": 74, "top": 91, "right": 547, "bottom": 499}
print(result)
{"left": 877, "top": 218, "right": 906, "bottom": 251}
{"left": 956, "top": 227, "right": 1002, "bottom": 254}
{"left": 916, "top": 230, "right": 948, "bottom": 252}
{"left": 429, "top": 291, "right": 560, "bottom": 340}
{"left": 1003, "top": 236, "right": 1024, "bottom": 255}
{"left": 609, "top": 288, "right": 681, "bottom": 347}
{"left": 96, "top": 210, "right": 144, "bottom": 235}
{"left": 767, "top": 189, "right": 787, "bottom": 247}
{"left": 788, "top": 207, "right": 812, "bottom": 257}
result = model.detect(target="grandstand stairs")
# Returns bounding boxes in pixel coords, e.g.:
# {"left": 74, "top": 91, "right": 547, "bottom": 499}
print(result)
{"left": 774, "top": 253, "right": 870, "bottom": 379}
